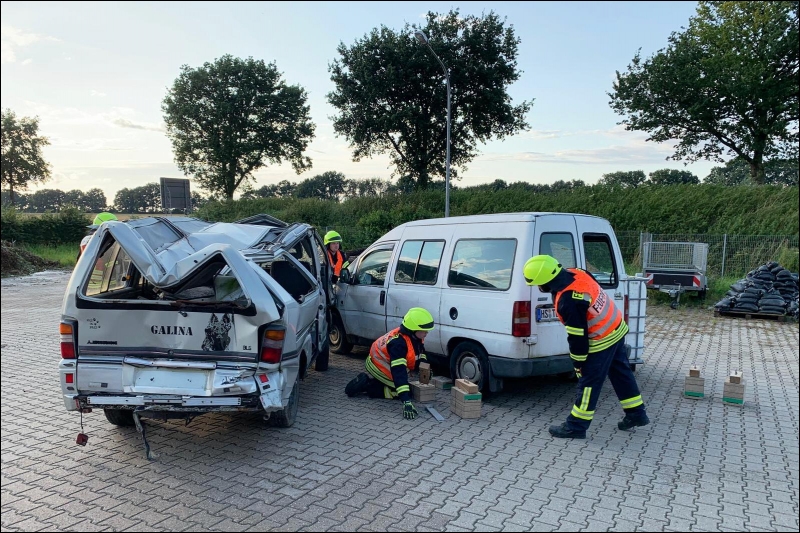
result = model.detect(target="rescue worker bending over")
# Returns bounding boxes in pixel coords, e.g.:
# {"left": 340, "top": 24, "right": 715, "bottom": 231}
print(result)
{"left": 77, "top": 212, "right": 117, "bottom": 261}
{"left": 345, "top": 307, "right": 433, "bottom": 420}
{"left": 323, "top": 230, "right": 349, "bottom": 284}
{"left": 523, "top": 255, "right": 650, "bottom": 439}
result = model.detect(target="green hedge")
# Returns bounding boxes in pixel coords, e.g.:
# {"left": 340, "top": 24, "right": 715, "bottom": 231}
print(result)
{"left": 1, "top": 207, "right": 90, "bottom": 245}
{"left": 196, "top": 184, "right": 799, "bottom": 249}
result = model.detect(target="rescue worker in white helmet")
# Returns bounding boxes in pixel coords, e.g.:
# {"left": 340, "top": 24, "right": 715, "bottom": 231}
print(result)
{"left": 523, "top": 255, "right": 649, "bottom": 439}
{"left": 345, "top": 307, "right": 434, "bottom": 420}
{"left": 77, "top": 212, "right": 118, "bottom": 261}
{"left": 323, "top": 230, "right": 349, "bottom": 284}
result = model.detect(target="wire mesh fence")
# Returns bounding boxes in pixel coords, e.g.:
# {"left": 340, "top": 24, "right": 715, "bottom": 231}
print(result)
{"left": 618, "top": 231, "right": 799, "bottom": 278}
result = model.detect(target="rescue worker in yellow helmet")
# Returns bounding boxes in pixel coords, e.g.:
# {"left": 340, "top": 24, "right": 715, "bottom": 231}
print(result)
{"left": 523, "top": 255, "right": 649, "bottom": 438}
{"left": 345, "top": 307, "right": 434, "bottom": 420}
{"left": 77, "top": 212, "right": 118, "bottom": 261}
{"left": 323, "top": 230, "right": 349, "bottom": 284}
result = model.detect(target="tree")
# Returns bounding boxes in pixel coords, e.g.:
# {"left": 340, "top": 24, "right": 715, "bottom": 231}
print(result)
{"left": 114, "top": 183, "right": 161, "bottom": 213}
{"left": 242, "top": 180, "right": 297, "bottom": 199}
{"left": 83, "top": 188, "right": 108, "bottom": 212}
{"left": 609, "top": 1, "right": 799, "bottom": 184}
{"left": 27, "top": 189, "right": 66, "bottom": 212}
{"left": 328, "top": 10, "right": 533, "bottom": 190}
{"left": 345, "top": 177, "right": 392, "bottom": 198}
{"left": 647, "top": 169, "right": 700, "bottom": 185}
{"left": 295, "top": 171, "right": 347, "bottom": 201}
{"left": 1, "top": 109, "right": 52, "bottom": 205}
{"left": 598, "top": 171, "right": 646, "bottom": 188}
{"left": 162, "top": 55, "right": 315, "bottom": 200}
{"left": 705, "top": 156, "right": 799, "bottom": 185}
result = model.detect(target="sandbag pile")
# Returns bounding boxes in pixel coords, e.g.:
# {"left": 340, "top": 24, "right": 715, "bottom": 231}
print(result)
{"left": 714, "top": 261, "right": 799, "bottom": 318}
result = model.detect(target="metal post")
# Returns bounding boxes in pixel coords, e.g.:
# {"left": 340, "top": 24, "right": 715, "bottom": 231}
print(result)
{"left": 444, "top": 69, "right": 451, "bottom": 218}
{"left": 721, "top": 234, "right": 727, "bottom": 278}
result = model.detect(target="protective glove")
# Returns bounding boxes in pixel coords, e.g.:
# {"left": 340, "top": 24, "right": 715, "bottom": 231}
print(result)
{"left": 403, "top": 401, "right": 418, "bottom": 420}
{"left": 573, "top": 366, "right": 583, "bottom": 379}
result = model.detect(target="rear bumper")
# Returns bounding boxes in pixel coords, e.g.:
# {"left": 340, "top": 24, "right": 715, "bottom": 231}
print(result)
{"left": 489, "top": 354, "right": 573, "bottom": 378}
{"left": 66, "top": 393, "right": 263, "bottom": 412}
{"left": 489, "top": 343, "right": 643, "bottom": 378}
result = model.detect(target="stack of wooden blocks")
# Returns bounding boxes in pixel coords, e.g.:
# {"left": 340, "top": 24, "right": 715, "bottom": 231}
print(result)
{"left": 451, "top": 379, "right": 482, "bottom": 419}
{"left": 722, "top": 371, "right": 745, "bottom": 406}
{"left": 684, "top": 366, "right": 705, "bottom": 399}
{"left": 410, "top": 362, "right": 436, "bottom": 403}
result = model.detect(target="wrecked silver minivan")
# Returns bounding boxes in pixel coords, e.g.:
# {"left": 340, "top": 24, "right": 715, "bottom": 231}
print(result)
{"left": 59, "top": 214, "right": 331, "bottom": 447}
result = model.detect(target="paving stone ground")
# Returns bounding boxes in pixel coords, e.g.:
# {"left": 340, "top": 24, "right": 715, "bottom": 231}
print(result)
{"left": 1, "top": 270, "right": 798, "bottom": 532}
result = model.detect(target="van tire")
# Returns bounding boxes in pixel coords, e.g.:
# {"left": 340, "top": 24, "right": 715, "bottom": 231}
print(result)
{"left": 329, "top": 316, "right": 353, "bottom": 354}
{"left": 450, "top": 341, "right": 490, "bottom": 393}
{"left": 104, "top": 408, "right": 135, "bottom": 427}
{"left": 270, "top": 381, "right": 299, "bottom": 428}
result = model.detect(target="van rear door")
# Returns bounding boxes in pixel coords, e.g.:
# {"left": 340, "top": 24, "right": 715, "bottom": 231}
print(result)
{"left": 531, "top": 215, "right": 578, "bottom": 357}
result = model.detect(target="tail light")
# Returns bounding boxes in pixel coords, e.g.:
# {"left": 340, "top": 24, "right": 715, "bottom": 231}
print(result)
{"left": 624, "top": 294, "right": 630, "bottom": 324}
{"left": 260, "top": 327, "right": 286, "bottom": 364}
{"left": 60, "top": 322, "right": 76, "bottom": 359}
{"left": 512, "top": 301, "right": 531, "bottom": 337}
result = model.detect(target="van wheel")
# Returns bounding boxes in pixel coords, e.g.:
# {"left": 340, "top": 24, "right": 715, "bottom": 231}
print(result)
{"left": 450, "top": 341, "right": 490, "bottom": 393}
{"left": 270, "top": 381, "right": 299, "bottom": 428}
{"left": 104, "top": 408, "right": 135, "bottom": 427}
{"left": 329, "top": 316, "right": 353, "bottom": 354}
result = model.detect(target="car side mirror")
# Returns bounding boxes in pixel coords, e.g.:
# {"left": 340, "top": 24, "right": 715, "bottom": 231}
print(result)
{"left": 339, "top": 269, "right": 352, "bottom": 284}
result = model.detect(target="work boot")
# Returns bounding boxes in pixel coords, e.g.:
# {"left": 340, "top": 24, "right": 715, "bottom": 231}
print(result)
{"left": 548, "top": 423, "right": 586, "bottom": 439}
{"left": 618, "top": 412, "right": 650, "bottom": 431}
{"left": 345, "top": 373, "right": 369, "bottom": 397}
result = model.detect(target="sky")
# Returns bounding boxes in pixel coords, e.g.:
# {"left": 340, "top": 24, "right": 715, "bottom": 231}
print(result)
{"left": 1, "top": 1, "right": 718, "bottom": 203}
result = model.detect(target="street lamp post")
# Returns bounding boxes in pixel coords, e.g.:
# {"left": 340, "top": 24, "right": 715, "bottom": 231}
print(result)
{"left": 414, "top": 30, "right": 451, "bottom": 218}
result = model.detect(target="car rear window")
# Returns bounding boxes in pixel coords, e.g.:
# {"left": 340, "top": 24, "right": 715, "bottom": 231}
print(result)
{"left": 448, "top": 239, "right": 517, "bottom": 290}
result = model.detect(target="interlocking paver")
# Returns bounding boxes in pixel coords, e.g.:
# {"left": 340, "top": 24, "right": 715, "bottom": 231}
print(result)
{"left": 2, "top": 271, "right": 798, "bottom": 532}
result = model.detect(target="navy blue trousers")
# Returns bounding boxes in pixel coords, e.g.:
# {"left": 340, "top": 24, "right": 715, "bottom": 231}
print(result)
{"left": 565, "top": 339, "right": 646, "bottom": 431}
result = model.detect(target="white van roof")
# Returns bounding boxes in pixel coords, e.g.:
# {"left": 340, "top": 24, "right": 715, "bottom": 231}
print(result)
{"left": 377, "top": 212, "right": 608, "bottom": 241}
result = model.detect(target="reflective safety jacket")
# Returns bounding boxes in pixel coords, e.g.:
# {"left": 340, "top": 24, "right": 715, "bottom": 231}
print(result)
{"left": 366, "top": 326, "right": 426, "bottom": 402}
{"left": 554, "top": 269, "right": 628, "bottom": 363}
{"left": 327, "top": 248, "right": 344, "bottom": 278}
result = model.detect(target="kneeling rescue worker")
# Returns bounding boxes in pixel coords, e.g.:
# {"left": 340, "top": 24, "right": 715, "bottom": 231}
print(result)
{"left": 523, "top": 255, "right": 650, "bottom": 438}
{"left": 345, "top": 307, "right": 433, "bottom": 419}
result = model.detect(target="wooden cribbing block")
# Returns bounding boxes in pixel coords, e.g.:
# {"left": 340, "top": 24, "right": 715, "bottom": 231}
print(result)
{"left": 418, "top": 362, "right": 431, "bottom": 385}
{"left": 410, "top": 381, "right": 436, "bottom": 402}
{"left": 451, "top": 385, "right": 482, "bottom": 419}
{"left": 432, "top": 376, "right": 453, "bottom": 390}
{"left": 684, "top": 367, "right": 705, "bottom": 399}
{"left": 722, "top": 375, "right": 745, "bottom": 406}
{"left": 454, "top": 379, "right": 479, "bottom": 394}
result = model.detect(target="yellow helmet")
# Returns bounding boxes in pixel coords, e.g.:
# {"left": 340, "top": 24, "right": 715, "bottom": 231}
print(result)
{"left": 523, "top": 255, "right": 562, "bottom": 286}
{"left": 324, "top": 230, "right": 342, "bottom": 245}
{"left": 402, "top": 307, "right": 435, "bottom": 331}
{"left": 88, "top": 212, "right": 118, "bottom": 229}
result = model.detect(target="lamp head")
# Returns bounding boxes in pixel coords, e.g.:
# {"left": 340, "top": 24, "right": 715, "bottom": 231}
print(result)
{"left": 414, "top": 30, "right": 429, "bottom": 45}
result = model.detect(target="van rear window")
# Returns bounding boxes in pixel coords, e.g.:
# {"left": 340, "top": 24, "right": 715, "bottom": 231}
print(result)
{"left": 448, "top": 239, "right": 517, "bottom": 290}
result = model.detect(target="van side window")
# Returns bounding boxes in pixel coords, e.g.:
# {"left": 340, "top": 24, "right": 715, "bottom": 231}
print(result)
{"left": 448, "top": 239, "right": 517, "bottom": 290}
{"left": 355, "top": 248, "right": 394, "bottom": 286}
{"left": 394, "top": 240, "right": 445, "bottom": 285}
{"left": 540, "top": 233, "right": 577, "bottom": 268}
{"left": 85, "top": 243, "right": 137, "bottom": 296}
{"left": 583, "top": 234, "right": 618, "bottom": 288}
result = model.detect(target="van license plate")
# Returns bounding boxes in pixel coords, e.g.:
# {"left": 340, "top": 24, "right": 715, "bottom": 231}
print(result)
{"left": 536, "top": 307, "right": 559, "bottom": 322}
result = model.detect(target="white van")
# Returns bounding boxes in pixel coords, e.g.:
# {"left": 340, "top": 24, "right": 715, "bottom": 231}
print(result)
{"left": 330, "top": 212, "right": 647, "bottom": 393}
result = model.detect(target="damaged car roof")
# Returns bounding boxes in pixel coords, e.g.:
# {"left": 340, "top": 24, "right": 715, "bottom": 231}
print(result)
{"left": 90, "top": 216, "right": 304, "bottom": 289}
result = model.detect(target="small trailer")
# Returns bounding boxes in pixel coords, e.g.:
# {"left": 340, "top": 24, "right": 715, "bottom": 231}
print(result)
{"left": 639, "top": 241, "right": 709, "bottom": 309}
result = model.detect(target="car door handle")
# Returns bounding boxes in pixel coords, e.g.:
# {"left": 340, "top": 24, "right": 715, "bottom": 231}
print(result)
{"left": 380, "top": 290, "right": 385, "bottom": 306}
